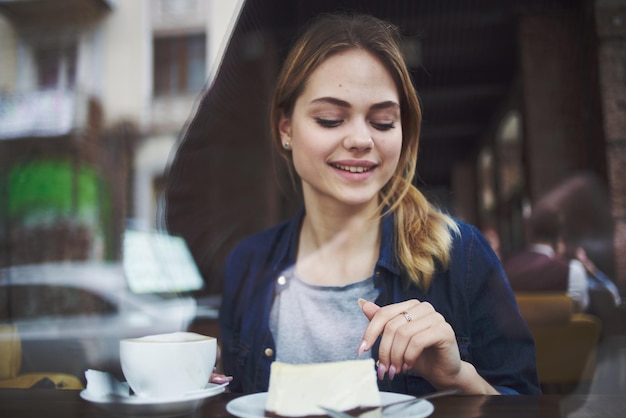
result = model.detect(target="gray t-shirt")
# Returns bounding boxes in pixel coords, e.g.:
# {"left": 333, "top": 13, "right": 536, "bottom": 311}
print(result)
{"left": 269, "top": 268, "right": 380, "bottom": 363}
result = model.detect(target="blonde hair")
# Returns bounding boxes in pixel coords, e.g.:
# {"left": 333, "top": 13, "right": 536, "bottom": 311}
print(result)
{"left": 270, "top": 13, "right": 458, "bottom": 289}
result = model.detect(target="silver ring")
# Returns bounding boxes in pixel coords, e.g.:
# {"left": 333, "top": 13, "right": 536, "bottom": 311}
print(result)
{"left": 401, "top": 311, "right": 412, "bottom": 322}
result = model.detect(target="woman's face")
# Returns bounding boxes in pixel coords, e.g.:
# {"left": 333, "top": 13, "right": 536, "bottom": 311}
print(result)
{"left": 279, "top": 49, "right": 402, "bottom": 210}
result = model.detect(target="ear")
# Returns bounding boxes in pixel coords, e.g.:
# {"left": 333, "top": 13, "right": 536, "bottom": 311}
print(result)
{"left": 278, "top": 114, "right": 292, "bottom": 143}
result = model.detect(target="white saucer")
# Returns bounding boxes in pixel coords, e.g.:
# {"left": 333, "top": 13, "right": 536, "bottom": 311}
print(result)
{"left": 226, "top": 391, "right": 434, "bottom": 418}
{"left": 80, "top": 383, "right": 226, "bottom": 417}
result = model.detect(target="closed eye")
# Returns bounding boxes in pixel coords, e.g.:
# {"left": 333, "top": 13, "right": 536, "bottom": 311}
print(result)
{"left": 371, "top": 122, "right": 396, "bottom": 131}
{"left": 315, "top": 118, "right": 342, "bottom": 128}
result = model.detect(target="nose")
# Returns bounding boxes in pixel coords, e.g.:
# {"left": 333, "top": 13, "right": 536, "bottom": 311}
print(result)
{"left": 343, "top": 120, "right": 373, "bottom": 152}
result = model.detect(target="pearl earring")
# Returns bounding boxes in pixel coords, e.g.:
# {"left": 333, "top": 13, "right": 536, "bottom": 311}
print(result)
{"left": 283, "top": 142, "right": 291, "bottom": 150}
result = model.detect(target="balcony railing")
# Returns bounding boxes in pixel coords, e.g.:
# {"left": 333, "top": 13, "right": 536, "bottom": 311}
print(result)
{"left": 0, "top": 89, "right": 88, "bottom": 141}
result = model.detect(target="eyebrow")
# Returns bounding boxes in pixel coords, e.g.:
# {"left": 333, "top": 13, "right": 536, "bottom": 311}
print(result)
{"left": 310, "top": 97, "right": 400, "bottom": 111}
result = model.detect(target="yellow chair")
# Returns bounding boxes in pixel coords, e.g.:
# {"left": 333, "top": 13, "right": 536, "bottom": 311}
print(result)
{"left": 514, "top": 292, "right": 602, "bottom": 394}
{"left": 0, "top": 324, "right": 83, "bottom": 390}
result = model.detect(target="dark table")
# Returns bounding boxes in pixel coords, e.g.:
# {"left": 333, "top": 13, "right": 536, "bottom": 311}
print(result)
{"left": 1, "top": 388, "right": 624, "bottom": 417}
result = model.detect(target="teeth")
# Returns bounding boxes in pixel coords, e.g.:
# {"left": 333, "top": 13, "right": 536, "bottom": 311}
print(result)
{"left": 334, "top": 164, "right": 371, "bottom": 173}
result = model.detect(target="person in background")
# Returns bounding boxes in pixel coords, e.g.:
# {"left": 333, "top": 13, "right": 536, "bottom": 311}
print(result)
{"left": 575, "top": 246, "right": 621, "bottom": 308}
{"left": 219, "top": 13, "right": 540, "bottom": 396}
{"left": 552, "top": 239, "right": 622, "bottom": 336}
{"left": 502, "top": 207, "right": 589, "bottom": 311}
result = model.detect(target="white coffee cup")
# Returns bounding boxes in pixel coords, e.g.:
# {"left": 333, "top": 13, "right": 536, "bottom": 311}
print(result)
{"left": 120, "top": 332, "right": 216, "bottom": 398}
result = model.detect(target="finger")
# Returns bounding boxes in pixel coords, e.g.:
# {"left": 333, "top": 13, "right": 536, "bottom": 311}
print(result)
{"left": 358, "top": 298, "right": 380, "bottom": 321}
{"left": 357, "top": 299, "right": 381, "bottom": 357}
{"left": 357, "top": 299, "right": 419, "bottom": 355}
{"left": 210, "top": 373, "right": 233, "bottom": 384}
{"left": 363, "top": 299, "right": 419, "bottom": 349}
{"left": 388, "top": 307, "right": 446, "bottom": 370}
{"left": 379, "top": 303, "right": 438, "bottom": 378}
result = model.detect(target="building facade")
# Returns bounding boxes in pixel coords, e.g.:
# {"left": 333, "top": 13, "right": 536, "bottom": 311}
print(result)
{"left": 0, "top": 0, "right": 242, "bottom": 266}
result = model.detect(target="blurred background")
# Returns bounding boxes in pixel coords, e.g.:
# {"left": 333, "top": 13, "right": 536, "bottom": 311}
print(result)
{"left": 0, "top": 0, "right": 624, "bottom": 399}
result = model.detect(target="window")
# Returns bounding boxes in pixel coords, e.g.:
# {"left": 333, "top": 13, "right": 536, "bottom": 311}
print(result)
{"left": 153, "top": 33, "right": 206, "bottom": 96}
{"left": 35, "top": 44, "right": 77, "bottom": 90}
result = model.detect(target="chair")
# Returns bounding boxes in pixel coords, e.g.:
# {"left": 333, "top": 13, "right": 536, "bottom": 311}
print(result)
{"left": 0, "top": 324, "right": 83, "bottom": 389}
{"left": 514, "top": 292, "right": 602, "bottom": 394}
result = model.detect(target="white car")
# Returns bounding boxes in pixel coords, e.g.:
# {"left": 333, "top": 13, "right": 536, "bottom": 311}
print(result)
{"left": 0, "top": 262, "right": 198, "bottom": 382}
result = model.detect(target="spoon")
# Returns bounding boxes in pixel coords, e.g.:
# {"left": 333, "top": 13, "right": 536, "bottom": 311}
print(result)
{"left": 318, "top": 388, "right": 459, "bottom": 418}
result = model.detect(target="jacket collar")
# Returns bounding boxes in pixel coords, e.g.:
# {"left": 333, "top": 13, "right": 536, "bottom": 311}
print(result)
{"left": 376, "top": 211, "right": 401, "bottom": 276}
{"left": 271, "top": 208, "right": 303, "bottom": 273}
{"left": 274, "top": 207, "right": 401, "bottom": 277}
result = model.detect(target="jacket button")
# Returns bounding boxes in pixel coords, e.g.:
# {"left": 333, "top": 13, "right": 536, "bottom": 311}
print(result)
{"left": 277, "top": 276, "right": 287, "bottom": 285}
{"left": 264, "top": 348, "right": 274, "bottom": 357}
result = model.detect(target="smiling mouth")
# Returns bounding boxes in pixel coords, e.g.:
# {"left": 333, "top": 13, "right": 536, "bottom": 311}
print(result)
{"left": 331, "top": 163, "right": 374, "bottom": 173}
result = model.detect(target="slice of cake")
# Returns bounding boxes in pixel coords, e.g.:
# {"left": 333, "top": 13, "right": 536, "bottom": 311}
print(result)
{"left": 265, "top": 359, "right": 381, "bottom": 417}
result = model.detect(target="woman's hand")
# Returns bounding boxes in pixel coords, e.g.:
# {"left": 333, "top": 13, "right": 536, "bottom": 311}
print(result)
{"left": 357, "top": 299, "right": 498, "bottom": 394}
{"left": 209, "top": 373, "right": 233, "bottom": 385}
{"left": 208, "top": 345, "right": 233, "bottom": 385}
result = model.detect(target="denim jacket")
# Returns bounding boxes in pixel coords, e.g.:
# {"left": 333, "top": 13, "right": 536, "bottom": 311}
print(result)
{"left": 219, "top": 209, "right": 541, "bottom": 395}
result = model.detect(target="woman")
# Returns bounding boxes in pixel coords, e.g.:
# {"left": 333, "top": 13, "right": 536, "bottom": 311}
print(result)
{"left": 219, "top": 13, "right": 540, "bottom": 396}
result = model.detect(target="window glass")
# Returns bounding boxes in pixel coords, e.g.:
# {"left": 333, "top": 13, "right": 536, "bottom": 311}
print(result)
{"left": 35, "top": 43, "right": 77, "bottom": 89}
{"left": 153, "top": 33, "right": 206, "bottom": 95}
{"left": 0, "top": 285, "right": 116, "bottom": 321}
